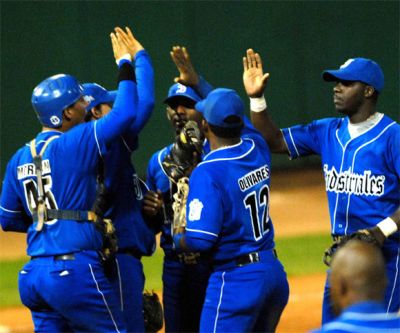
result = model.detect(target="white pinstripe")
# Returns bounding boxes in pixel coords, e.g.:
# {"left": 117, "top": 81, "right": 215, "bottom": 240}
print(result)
{"left": 185, "top": 228, "right": 218, "bottom": 238}
{"left": 115, "top": 258, "right": 124, "bottom": 311}
{"left": 94, "top": 121, "right": 103, "bottom": 159}
{"left": 0, "top": 206, "right": 21, "bottom": 213}
{"left": 213, "top": 272, "right": 226, "bottom": 333}
{"left": 386, "top": 248, "right": 399, "bottom": 314}
{"left": 89, "top": 264, "right": 121, "bottom": 333}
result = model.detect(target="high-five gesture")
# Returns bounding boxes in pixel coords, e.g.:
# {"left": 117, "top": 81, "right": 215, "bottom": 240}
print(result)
{"left": 243, "top": 49, "right": 269, "bottom": 98}
{"left": 170, "top": 46, "right": 199, "bottom": 87}
{"left": 114, "top": 26, "right": 144, "bottom": 58}
{"left": 110, "top": 28, "right": 131, "bottom": 61}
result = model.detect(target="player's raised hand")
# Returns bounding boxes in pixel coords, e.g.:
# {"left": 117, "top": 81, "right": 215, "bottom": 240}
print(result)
{"left": 110, "top": 29, "right": 130, "bottom": 61}
{"left": 243, "top": 49, "right": 270, "bottom": 98}
{"left": 114, "top": 26, "right": 144, "bottom": 58}
{"left": 170, "top": 46, "right": 199, "bottom": 87}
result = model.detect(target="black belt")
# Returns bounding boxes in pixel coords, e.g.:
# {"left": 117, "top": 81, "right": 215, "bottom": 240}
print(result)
{"left": 214, "top": 249, "right": 278, "bottom": 271}
{"left": 118, "top": 248, "right": 142, "bottom": 260}
{"left": 31, "top": 253, "right": 75, "bottom": 261}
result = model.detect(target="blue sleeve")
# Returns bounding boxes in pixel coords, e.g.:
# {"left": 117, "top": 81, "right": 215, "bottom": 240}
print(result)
{"left": 184, "top": 166, "right": 223, "bottom": 251}
{"left": 389, "top": 124, "right": 400, "bottom": 178}
{"left": 196, "top": 76, "right": 214, "bottom": 98}
{"left": 122, "top": 50, "right": 155, "bottom": 150}
{"left": 94, "top": 64, "right": 136, "bottom": 154}
{"left": 146, "top": 152, "right": 159, "bottom": 192}
{"left": 0, "top": 160, "right": 31, "bottom": 232}
{"left": 282, "top": 119, "right": 327, "bottom": 159}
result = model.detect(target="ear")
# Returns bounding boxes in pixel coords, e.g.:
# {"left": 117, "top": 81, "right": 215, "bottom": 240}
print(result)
{"left": 62, "top": 108, "right": 73, "bottom": 122}
{"left": 202, "top": 119, "right": 209, "bottom": 134}
{"left": 365, "top": 85, "right": 375, "bottom": 98}
{"left": 90, "top": 107, "right": 102, "bottom": 120}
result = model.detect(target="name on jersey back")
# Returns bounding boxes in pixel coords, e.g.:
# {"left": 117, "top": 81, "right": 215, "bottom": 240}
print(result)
{"left": 238, "top": 165, "right": 270, "bottom": 192}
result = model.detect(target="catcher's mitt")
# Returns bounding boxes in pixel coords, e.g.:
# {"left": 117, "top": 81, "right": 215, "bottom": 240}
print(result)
{"left": 143, "top": 290, "right": 163, "bottom": 333}
{"left": 162, "top": 120, "right": 203, "bottom": 183}
{"left": 323, "top": 228, "right": 384, "bottom": 267}
{"left": 172, "top": 177, "right": 189, "bottom": 235}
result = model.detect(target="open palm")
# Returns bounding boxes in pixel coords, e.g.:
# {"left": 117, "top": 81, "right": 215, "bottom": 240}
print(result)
{"left": 243, "top": 49, "right": 269, "bottom": 98}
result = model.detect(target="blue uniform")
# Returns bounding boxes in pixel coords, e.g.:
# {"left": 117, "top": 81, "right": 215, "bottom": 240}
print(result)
{"left": 147, "top": 145, "right": 211, "bottom": 333}
{"left": 103, "top": 50, "right": 156, "bottom": 332}
{"left": 282, "top": 114, "right": 400, "bottom": 323}
{"left": 311, "top": 301, "right": 400, "bottom": 332}
{"left": 184, "top": 135, "right": 289, "bottom": 332}
{"left": 0, "top": 72, "right": 136, "bottom": 332}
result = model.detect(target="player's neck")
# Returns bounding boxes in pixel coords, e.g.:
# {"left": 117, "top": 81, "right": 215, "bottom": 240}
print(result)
{"left": 348, "top": 103, "right": 376, "bottom": 124}
{"left": 210, "top": 137, "right": 240, "bottom": 151}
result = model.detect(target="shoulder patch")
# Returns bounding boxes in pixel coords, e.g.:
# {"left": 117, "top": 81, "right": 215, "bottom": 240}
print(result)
{"left": 188, "top": 198, "right": 204, "bottom": 221}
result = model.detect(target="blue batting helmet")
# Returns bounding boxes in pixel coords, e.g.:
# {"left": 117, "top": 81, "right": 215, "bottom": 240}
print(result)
{"left": 31, "top": 74, "right": 83, "bottom": 128}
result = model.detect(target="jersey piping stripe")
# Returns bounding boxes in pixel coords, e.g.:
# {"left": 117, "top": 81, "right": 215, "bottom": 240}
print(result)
{"left": 322, "top": 321, "right": 399, "bottom": 332}
{"left": 287, "top": 128, "right": 300, "bottom": 158}
{"left": 121, "top": 137, "right": 133, "bottom": 153}
{"left": 185, "top": 228, "right": 218, "bottom": 238}
{"left": 386, "top": 248, "right": 399, "bottom": 314}
{"left": 0, "top": 206, "right": 21, "bottom": 213}
{"left": 332, "top": 129, "right": 351, "bottom": 234}
{"left": 199, "top": 139, "right": 255, "bottom": 167}
{"left": 342, "top": 311, "right": 400, "bottom": 320}
{"left": 344, "top": 121, "right": 396, "bottom": 234}
{"left": 88, "top": 264, "right": 121, "bottom": 333}
{"left": 213, "top": 271, "right": 226, "bottom": 333}
{"left": 115, "top": 258, "right": 124, "bottom": 311}
{"left": 94, "top": 121, "right": 103, "bottom": 159}
{"left": 157, "top": 147, "right": 170, "bottom": 179}
{"left": 203, "top": 139, "right": 243, "bottom": 160}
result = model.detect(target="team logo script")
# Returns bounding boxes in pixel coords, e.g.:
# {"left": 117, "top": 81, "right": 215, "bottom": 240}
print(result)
{"left": 324, "top": 164, "right": 385, "bottom": 196}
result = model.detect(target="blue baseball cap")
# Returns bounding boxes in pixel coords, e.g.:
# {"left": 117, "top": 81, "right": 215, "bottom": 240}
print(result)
{"left": 82, "top": 83, "right": 117, "bottom": 111}
{"left": 195, "top": 88, "right": 244, "bottom": 128}
{"left": 322, "top": 58, "right": 384, "bottom": 92}
{"left": 164, "top": 83, "right": 201, "bottom": 105}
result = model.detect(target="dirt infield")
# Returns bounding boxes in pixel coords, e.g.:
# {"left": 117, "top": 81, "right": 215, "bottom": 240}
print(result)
{"left": 0, "top": 168, "right": 330, "bottom": 332}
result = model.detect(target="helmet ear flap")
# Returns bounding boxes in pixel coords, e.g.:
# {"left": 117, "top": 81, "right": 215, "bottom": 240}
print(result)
{"left": 31, "top": 74, "right": 83, "bottom": 128}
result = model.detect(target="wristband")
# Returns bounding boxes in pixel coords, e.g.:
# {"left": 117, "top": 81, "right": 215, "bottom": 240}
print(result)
{"left": 115, "top": 53, "right": 132, "bottom": 66}
{"left": 377, "top": 217, "right": 398, "bottom": 237}
{"left": 250, "top": 95, "right": 267, "bottom": 112}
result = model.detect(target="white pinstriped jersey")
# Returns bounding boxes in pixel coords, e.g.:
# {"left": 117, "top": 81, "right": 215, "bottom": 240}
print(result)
{"left": 282, "top": 115, "right": 400, "bottom": 245}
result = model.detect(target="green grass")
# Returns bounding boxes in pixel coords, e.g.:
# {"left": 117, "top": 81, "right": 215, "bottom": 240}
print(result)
{"left": 0, "top": 233, "right": 331, "bottom": 308}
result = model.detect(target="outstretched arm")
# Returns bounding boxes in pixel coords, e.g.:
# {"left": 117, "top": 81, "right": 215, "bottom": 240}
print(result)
{"left": 243, "top": 49, "right": 288, "bottom": 154}
{"left": 115, "top": 27, "right": 154, "bottom": 144}
{"left": 170, "top": 46, "right": 213, "bottom": 98}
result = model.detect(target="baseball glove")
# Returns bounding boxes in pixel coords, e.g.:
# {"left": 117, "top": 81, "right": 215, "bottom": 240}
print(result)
{"left": 172, "top": 177, "right": 189, "bottom": 235}
{"left": 162, "top": 120, "right": 203, "bottom": 183}
{"left": 143, "top": 290, "right": 163, "bottom": 333}
{"left": 323, "top": 228, "right": 384, "bottom": 267}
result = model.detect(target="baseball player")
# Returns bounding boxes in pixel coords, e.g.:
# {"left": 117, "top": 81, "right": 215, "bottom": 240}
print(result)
{"left": 312, "top": 241, "right": 400, "bottom": 332}
{"left": 0, "top": 27, "right": 140, "bottom": 332}
{"left": 145, "top": 83, "right": 212, "bottom": 333}
{"left": 242, "top": 49, "right": 400, "bottom": 323}
{"left": 173, "top": 88, "right": 289, "bottom": 332}
{"left": 82, "top": 27, "right": 156, "bottom": 333}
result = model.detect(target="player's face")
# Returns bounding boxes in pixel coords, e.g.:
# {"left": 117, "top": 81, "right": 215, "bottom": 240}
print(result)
{"left": 167, "top": 97, "right": 203, "bottom": 130}
{"left": 333, "top": 81, "right": 366, "bottom": 116}
{"left": 98, "top": 103, "right": 112, "bottom": 117}
{"left": 68, "top": 96, "right": 89, "bottom": 125}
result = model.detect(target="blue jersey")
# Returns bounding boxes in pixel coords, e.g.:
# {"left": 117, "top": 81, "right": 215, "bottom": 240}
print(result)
{"left": 103, "top": 50, "right": 155, "bottom": 255}
{"left": 312, "top": 301, "right": 400, "bottom": 332}
{"left": 0, "top": 80, "right": 136, "bottom": 257}
{"left": 282, "top": 115, "right": 400, "bottom": 247}
{"left": 185, "top": 137, "right": 275, "bottom": 263}
{"left": 146, "top": 144, "right": 175, "bottom": 255}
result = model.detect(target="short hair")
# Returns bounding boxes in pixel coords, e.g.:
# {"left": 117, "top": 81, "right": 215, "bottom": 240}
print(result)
{"left": 208, "top": 115, "right": 243, "bottom": 138}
